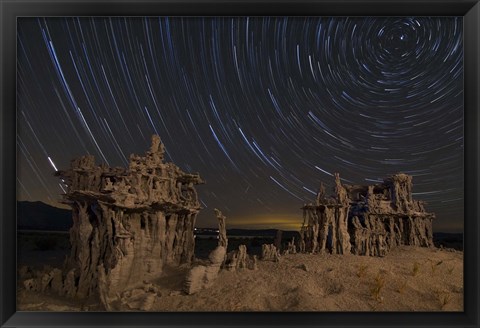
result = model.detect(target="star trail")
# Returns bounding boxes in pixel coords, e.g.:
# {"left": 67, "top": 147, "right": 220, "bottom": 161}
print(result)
{"left": 17, "top": 17, "right": 463, "bottom": 232}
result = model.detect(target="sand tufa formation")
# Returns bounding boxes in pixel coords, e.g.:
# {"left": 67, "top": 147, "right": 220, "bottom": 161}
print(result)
{"left": 300, "top": 173, "right": 435, "bottom": 257}
{"left": 53, "top": 135, "right": 204, "bottom": 309}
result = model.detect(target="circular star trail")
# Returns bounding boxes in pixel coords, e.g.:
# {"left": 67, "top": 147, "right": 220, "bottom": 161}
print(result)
{"left": 17, "top": 17, "right": 463, "bottom": 232}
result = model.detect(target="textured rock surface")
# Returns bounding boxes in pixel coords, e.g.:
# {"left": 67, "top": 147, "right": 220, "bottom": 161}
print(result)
{"left": 119, "top": 285, "right": 158, "bottom": 311}
{"left": 300, "top": 173, "right": 435, "bottom": 257}
{"left": 23, "top": 278, "right": 38, "bottom": 292}
{"left": 299, "top": 227, "right": 306, "bottom": 253}
{"left": 284, "top": 237, "right": 297, "bottom": 255}
{"left": 274, "top": 230, "right": 283, "bottom": 251}
{"left": 63, "top": 269, "right": 77, "bottom": 298}
{"left": 54, "top": 135, "right": 204, "bottom": 305}
{"left": 183, "top": 246, "right": 226, "bottom": 295}
{"left": 261, "top": 244, "right": 280, "bottom": 262}
{"left": 183, "top": 265, "right": 207, "bottom": 295}
{"left": 214, "top": 208, "right": 228, "bottom": 248}
{"left": 224, "top": 244, "right": 252, "bottom": 271}
{"left": 20, "top": 266, "right": 70, "bottom": 296}
{"left": 49, "top": 269, "right": 64, "bottom": 295}
{"left": 346, "top": 173, "right": 434, "bottom": 256}
{"left": 250, "top": 255, "right": 258, "bottom": 270}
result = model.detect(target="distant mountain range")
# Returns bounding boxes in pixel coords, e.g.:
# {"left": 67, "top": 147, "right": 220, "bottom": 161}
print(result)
{"left": 17, "top": 201, "right": 72, "bottom": 231}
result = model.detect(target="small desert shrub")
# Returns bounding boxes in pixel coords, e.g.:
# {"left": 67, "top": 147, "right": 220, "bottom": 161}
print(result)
{"left": 395, "top": 279, "right": 408, "bottom": 294}
{"left": 369, "top": 302, "right": 381, "bottom": 311}
{"left": 412, "top": 262, "right": 420, "bottom": 276}
{"left": 325, "top": 279, "right": 345, "bottom": 295}
{"left": 370, "top": 272, "right": 386, "bottom": 302}
{"left": 356, "top": 264, "right": 368, "bottom": 278}
{"left": 434, "top": 290, "right": 452, "bottom": 310}
{"left": 430, "top": 260, "right": 443, "bottom": 274}
{"left": 440, "top": 294, "right": 452, "bottom": 310}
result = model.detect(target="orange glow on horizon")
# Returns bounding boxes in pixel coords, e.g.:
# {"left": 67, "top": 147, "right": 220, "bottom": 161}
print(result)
{"left": 220, "top": 213, "right": 303, "bottom": 231}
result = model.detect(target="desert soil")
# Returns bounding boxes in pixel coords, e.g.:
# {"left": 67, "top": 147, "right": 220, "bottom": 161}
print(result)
{"left": 17, "top": 245, "right": 463, "bottom": 312}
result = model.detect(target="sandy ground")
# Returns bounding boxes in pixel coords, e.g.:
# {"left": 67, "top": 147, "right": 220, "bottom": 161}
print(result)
{"left": 17, "top": 245, "right": 463, "bottom": 312}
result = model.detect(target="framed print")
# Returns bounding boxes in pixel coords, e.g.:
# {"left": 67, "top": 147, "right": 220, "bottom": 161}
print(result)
{"left": 1, "top": 0, "right": 479, "bottom": 327}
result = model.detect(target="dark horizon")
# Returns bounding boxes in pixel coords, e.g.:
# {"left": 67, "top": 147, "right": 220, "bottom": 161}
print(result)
{"left": 16, "top": 199, "right": 464, "bottom": 234}
{"left": 17, "top": 17, "right": 464, "bottom": 232}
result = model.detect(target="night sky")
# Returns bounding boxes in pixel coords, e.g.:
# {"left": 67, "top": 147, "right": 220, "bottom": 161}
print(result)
{"left": 17, "top": 17, "right": 463, "bottom": 232}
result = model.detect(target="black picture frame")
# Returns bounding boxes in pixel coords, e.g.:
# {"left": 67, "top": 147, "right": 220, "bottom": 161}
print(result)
{"left": 1, "top": 0, "right": 479, "bottom": 327}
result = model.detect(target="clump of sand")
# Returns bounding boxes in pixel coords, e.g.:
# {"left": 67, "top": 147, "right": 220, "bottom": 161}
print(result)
{"left": 17, "top": 246, "right": 463, "bottom": 312}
